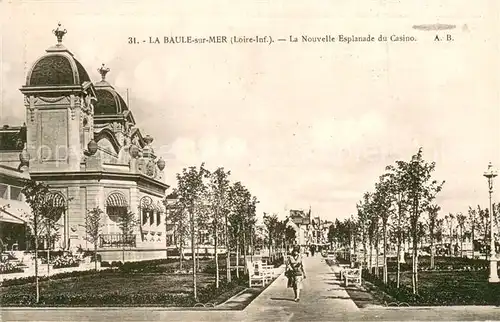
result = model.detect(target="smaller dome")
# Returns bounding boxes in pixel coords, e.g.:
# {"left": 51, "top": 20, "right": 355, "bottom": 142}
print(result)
{"left": 94, "top": 65, "right": 129, "bottom": 115}
{"left": 94, "top": 88, "right": 128, "bottom": 115}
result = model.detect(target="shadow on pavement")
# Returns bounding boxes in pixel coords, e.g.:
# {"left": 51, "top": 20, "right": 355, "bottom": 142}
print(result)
{"left": 270, "top": 297, "right": 296, "bottom": 302}
{"left": 321, "top": 295, "right": 353, "bottom": 300}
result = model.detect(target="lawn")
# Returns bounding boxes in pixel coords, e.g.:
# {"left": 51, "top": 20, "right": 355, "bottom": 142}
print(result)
{"left": 0, "top": 258, "right": 249, "bottom": 307}
{"left": 364, "top": 260, "right": 500, "bottom": 306}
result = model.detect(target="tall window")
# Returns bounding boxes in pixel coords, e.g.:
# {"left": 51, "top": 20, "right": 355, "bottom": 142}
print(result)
{"left": 156, "top": 212, "right": 161, "bottom": 226}
{"left": 106, "top": 192, "right": 128, "bottom": 226}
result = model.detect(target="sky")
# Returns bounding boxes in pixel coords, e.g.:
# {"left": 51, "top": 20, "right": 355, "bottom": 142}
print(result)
{"left": 1, "top": 0, "right": 499, "bottom": 222}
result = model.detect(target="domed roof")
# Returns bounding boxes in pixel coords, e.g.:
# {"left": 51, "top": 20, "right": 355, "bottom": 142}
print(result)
{"left": 25, "top": 23, "right": 91, "bottom": 87}
{"left": 27, "top": 53, "right": 90, "bottom": 86}
{"left": 93, "top": 64, "right": 129, "bottom": 115}
{"left": 94, "top": 87, "right": 128, "bottom": 115}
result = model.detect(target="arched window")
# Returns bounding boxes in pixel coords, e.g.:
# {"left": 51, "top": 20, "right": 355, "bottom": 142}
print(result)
{"left": 106, "top": 192, "right": 128, "bottom": 223}
{"left": 139, "top": 196, "right": 154, "bottom": 226}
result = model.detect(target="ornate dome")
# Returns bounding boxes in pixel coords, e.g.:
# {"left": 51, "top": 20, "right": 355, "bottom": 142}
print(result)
{"left": 94, "top": 87, "right": 128, "bottom": 115}
{"left": 94, "top": 64, "right": 129, "bottom": 115}
{"left": 25, "top": 23, "right": 91, "bottom": 87}
{"left": 27, "top": 53, "right": 90, "bottom": 86}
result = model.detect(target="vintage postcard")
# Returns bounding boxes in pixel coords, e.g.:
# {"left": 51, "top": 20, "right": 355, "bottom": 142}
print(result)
{"left": 0, "top": 0, "right": 499, "bottom": 321}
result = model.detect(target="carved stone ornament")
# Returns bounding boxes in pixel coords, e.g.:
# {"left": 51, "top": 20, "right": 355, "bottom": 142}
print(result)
{"left": 69, "top": 94, "right": 76, "bottom": 120}
{"left": 136, "top": 158, "right": 146, "bottom": 173}
{"left": 29, "top": 96, "right": 35, "bottom": 122}
{"left": 37, "top": 96, "right": 68, "bottom": 104}
{"left": 146, "top": 159, "right": 156, "bottom": 177}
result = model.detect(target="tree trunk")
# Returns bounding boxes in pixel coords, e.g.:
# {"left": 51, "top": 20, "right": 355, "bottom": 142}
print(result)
{"left": 460, "top": 227, "right": 463, "bottom": 257}
{"left": 412, "top": 230, "right": 418, "bottom": 294}
{"left": 430, "top": 237, "right": 435, "bottom": 269}
{"left": 94, "top": 242, "right": 98, "bottom": 271}
{"left": 225, "top": 215, "right": 231, "bottom": 283}
{"left": 47, "top": 234, "right": 50, "bottom": 281}
{"left": 196, "top": 238, "right": 200, "bottom": 272}
{"left": 214, "top": 218, "right": 219, "bottom": 289}
{"left": 396, "top": 236, "right": 401, "bottom": 288}
{"left": 363, "top": 235, "right": 367, "bottom": 269}
{"left": 235, "top": 236, "right": 240, "bottom": 279}
{"left": 471, "top": 224, "right": 475, "bottom": 258}
{"left": 243, "top": 229, "right": 247, "bottom": 274}
{"left": 191, "top": 211, "right": 197, "bottom": 301}
{"left": 35, "top": 234, "right": 40, "bottom": 303}
{"left": 369, "top": 242, "right": 373, "bottom": 274}
{"left": 179, "top": 218, "right": 184, "bottom": 272}
{"left": 383, "top": 226, "right": 387, "bottom": 284}
{"left": 375, "top": 237, "right": 380, "bottom": 277}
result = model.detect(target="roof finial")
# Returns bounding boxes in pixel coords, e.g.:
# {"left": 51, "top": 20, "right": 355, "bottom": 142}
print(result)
{"left": 98, "top": 63, "right": 110, "bottom": 81}
{"left": 52, "top": 22, "right": 67, "bottom": 44}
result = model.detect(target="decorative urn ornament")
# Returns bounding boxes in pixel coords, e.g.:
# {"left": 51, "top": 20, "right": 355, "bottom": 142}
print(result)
{"left": 87, "top": 139, "right": 98, "bottom": 155}
{"left": 157, "top": 157, "right": 165, "bottom": 170}
{"left": 19, "top": 147, "right": 30, "bottom": 166}
{"left": 144, "top": 135, "right": 154, "bottom": 145}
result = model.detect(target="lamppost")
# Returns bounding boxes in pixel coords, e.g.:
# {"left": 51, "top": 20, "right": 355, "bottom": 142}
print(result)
{"left": 484, "top": 162, "right": 499, "bottom": 283}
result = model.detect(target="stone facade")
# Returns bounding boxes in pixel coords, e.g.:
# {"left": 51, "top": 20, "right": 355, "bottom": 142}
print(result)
{"left": 0, "top": 24, "right": 170, "bottom": 262}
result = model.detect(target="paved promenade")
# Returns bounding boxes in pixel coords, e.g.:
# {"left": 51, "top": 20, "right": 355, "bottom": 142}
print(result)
{"left": 3, "top": 255, "right": 500, "bottom": 321}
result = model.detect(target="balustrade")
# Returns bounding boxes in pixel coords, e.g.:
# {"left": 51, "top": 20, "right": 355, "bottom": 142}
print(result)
{"left": 99, "top": 234, "right": 137, "bottom": 248}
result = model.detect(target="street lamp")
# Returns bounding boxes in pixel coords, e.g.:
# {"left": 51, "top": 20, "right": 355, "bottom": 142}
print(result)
{"left": 484, "top": 162, "right": 499, "bottom": 283}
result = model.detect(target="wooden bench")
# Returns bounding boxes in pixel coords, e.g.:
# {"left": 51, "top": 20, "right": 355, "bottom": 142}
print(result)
{"left": 246, "top": 260, "right": 273, "bottom": 288}
{"left": 341, "top": 267, "right": 362, "bottom": 287}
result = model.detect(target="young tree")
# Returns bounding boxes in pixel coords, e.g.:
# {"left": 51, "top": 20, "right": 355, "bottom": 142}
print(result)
{"left": 405, "top": 148, "right": 444, "bottom": 294}
{"left": 21, "top": 180, "right": 53, "bottom": 303}
{"left": 356, "top": 195, "right": 370, "bottom": 269}
{"left": 386, "top": 159, "right": 411, "bottom": 288}
{"left": 207, "top": 167, "right": 231, "bottom": 288}
{"left": 42, "top": 203, "right": 62, "bottom": 280}
{"left": 263, "top": 213, "right": 279, "bottom": 262}
{"left": 82, "top": 207, "right": 104, "bottom": 271}
{"left": 175, "top": 163, "right": 210, "bottom": 301}
{"left": 165, "top": 191, "right": 189, "bottom": 271}
{"left": 228, "top": 182, "right": 251, "bottom": 277}
{"left": 117, "top": 210, "right": 139, "bottom": 262}
{"left": 374, "top": 175, "right": 393, "bottom": 284}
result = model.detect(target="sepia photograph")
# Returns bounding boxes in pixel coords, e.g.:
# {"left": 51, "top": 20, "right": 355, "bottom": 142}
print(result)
{"left": 0, "top": 1, "right": 499, "bottom": 321}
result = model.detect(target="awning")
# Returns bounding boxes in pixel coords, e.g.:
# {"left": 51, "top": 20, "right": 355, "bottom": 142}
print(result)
{"left": 44, "top": 192, "right": 66, "bottom": 208}
{"left": 106, "top": 192, "right": 128, "bottom": 207}
{"left": 0, "top": 199, "right": 28, "bottom": 224}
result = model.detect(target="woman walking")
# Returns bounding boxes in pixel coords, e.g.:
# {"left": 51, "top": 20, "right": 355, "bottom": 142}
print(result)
{"left": 286, "top": 245, "right": 306, "bottom": 302}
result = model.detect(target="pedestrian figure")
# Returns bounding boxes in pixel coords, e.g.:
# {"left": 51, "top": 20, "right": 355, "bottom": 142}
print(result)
{"left": 285, "top": 245, "right": 306, "bottom": 302}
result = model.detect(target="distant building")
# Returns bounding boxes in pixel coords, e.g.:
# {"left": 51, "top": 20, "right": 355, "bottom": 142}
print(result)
{"left": 286, "top": 208, "right": 311, "bottom": 246}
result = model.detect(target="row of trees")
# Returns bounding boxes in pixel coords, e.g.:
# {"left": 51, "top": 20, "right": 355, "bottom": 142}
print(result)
{"left": 329, "top": 148, "right": 445, "bottom": 295}
{"left": 262, "top": 213, "right": 296, "bottom": 261}
{"left": 165, "top": 163, "right": 260, "bottom": 300}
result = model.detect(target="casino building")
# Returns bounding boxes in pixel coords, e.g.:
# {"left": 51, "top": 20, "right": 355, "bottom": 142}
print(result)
{"left": 0, "top": 24, "right": 170, "bottom": 262}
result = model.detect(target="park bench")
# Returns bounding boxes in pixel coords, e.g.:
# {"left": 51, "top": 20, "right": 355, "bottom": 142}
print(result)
{"left": 341, "top": 267, "right": 362, "bottom": 287}
{"left": 246, "top": 260, "right": 273, "bottom": 288}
